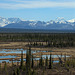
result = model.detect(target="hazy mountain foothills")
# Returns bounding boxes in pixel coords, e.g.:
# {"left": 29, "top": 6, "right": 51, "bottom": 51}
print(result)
{"left": 0, "top": 17, "right": 75, "bottom": 29}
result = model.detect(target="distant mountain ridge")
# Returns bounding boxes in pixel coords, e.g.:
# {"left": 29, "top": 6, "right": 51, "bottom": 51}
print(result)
{"left": 0, "top": 17, "right": 21, "bottom": 27}
{"left": 0, "top": 17, "right": 75, "bottom": 29}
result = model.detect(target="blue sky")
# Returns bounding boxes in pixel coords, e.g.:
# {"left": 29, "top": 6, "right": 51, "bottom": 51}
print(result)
{"left": 0, "top": 0, "right": 75, "bottom": 21}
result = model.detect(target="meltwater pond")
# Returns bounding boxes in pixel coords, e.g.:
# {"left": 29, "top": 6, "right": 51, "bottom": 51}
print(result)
{"left": 0, "top": 59, "right": 26, "bottom": 63}
{"left": 42, "top": 55, "right": 70, "bottom": 59}
{"left": 0, "top": 54, "right": 70, "bottom": 63}
{"left": 0, "top": 55, "right": 17, "bottom": 58}
{"left": 0, "top": 49, "right": 26, "bottom": 54}
{"left": 0, "top": 55, "right": 18, "bottom": 63}
{"left": 0, "top": 58, "right": 59, "bottom": 63}
{"left": 0, "top": 50, "right": 26, "bottom": 54}
{"left": 33, "top": 55, "right": 70, "bottom": 61}
{"left": 0, "top": 48, "right": 48, "bottom": 54}
{"left": 0, "top": 49, "right": 38, "bottom": 54}
{"left": 0, "top": 49, "right": 70, "bottom": 63}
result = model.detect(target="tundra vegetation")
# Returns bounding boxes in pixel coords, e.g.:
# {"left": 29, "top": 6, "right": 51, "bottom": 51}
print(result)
{"left": 0, "top": 33, "right": 75, "bottom": 75}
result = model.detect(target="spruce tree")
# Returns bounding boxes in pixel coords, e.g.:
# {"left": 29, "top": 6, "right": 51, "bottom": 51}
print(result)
{"left": 39, "top": 55, "right": 44, "bottom": 68}
{"left": 26, "top": 46, "right": 31, "bottom": 75}
{"left": 45, "top": 55, "right": 48, "bottom": 67}
{"left": 49, "top": 53, "right": 52, "bottom": 69}
{"left": 20, "top": 51, "right": 23, "bottom": 69}
{"left": 59, "top": 53, "right": 63, "bottom": 65}
{"left": 29, "top": 46, "right": 31, "bottom": 70}
{"left": 64, "top": 54, "right": 66, "bottom": 63}
{"left": 31, "top": 55, "right": 34, "bottom": 68}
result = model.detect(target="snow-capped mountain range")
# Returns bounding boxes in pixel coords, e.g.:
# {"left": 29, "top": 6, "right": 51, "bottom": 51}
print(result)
{"left": 0, "top": 17, "right": 21, "bottom": 27}
{"left": 0, "top": 17, "right": 75, "bottom": 29}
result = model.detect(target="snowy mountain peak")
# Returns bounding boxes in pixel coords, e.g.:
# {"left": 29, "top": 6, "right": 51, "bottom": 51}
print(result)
{"left": 68, "top": 19, "right": 75, "bottom": 23}
{"left": 0, "top": 17, "right": 10, "bottom": 27}
{"left": 8, "top": 18, "right": 21, "bottom": 23}
{"left": 0, "top": 17, "right": 22, "bottom": 27}
{"left": 55, "top": 17, "right": 67, "bottom": 24}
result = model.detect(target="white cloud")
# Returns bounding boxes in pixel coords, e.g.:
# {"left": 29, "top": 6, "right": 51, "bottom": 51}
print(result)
{"left": 0, "top": 1, "right": 75, "bottom": 9}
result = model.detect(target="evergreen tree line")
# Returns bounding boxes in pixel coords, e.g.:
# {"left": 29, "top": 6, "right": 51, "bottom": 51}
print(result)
{"left": 0, "top": 33, "right": 75, "bottom": 47}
